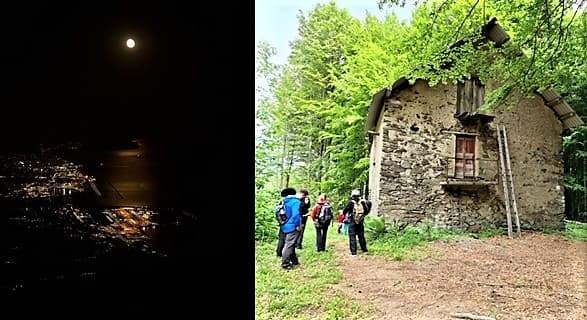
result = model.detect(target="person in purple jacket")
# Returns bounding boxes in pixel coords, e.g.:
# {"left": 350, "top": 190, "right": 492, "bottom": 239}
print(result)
{"left": 280, "top": 187, "right": 302, "bottom": 269}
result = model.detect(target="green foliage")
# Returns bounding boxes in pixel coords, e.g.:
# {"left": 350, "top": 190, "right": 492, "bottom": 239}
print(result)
{"left": 255, "top": 0, "right": 587, "bottom": 234}
{"left": 564, "top": 220, "right": 587, "bottom": 241}
{"left": 477, "top": 226, "right": 505, "bottom": 239}
{"left": 255, "top": 227, "right": 368, "bottom": 319}
{"left": 368, "top": 222, "right": 468, "bottom": 261}
{"left": 563, "top": 126, "right": 587, "bottom": 221}
{"left": 364, "top": 217, "right": 389, "bottom": 240}
{"left": 255, "top": 188, "right": 278, "bottom": 241}
{"left": 365, "top": 218, "right": 504, "bottom": 260}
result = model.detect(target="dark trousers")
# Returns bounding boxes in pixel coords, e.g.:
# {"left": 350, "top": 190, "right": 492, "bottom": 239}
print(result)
{"left": 315, "top": 221, "right": 330, "bottom": 251}
{"left": 295, "top": 216, "right": 308, "bottom": 248}
{"left": 276, "top": 229, "right": 286, "bottom": 257}
{"left": 282, "top": 231, "right": 299, "bottom": 268}
{"left": 349, "top": 223, "right": 367, "bottom": 255}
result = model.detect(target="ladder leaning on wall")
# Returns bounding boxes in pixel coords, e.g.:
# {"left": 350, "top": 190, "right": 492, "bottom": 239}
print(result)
{"left": 496, "top": 125, "right": 521, "bottom": 238}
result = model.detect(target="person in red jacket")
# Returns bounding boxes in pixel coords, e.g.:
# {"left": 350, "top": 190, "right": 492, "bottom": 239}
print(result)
{"left": 311, "top": 194, "right": 333, "bottom": 252}
{"left": 337, "top": 210, "right": 349, "bottom": 235}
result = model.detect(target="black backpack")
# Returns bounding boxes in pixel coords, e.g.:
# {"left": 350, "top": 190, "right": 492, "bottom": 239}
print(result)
{"left": 318, "top": 203, "right": 333, "bottom": 225}
{"left": 352, "top": 199, "right": 372, "bottom": 224}
{"left": 363, "top": 199, "right": 372, "bottom": 214}
{"left": 275, "top": 201, "right": 288, "bottom": 226}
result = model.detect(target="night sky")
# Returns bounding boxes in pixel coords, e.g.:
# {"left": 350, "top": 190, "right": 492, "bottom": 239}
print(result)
{"left": 0, "top": 1, "right": 243, "bottom": 145}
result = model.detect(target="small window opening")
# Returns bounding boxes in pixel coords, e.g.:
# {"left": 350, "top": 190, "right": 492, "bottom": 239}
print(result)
{"left": 456, "top": 77, "right": 485, "bottom": 115}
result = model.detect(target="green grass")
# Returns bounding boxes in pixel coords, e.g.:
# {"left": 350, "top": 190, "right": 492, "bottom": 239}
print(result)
{"left": 538, "top": 220, "right": 587, "bottom": 241}
{"left": 564, "top": 220, "right": 587, "bottom": 241}
{"left": 367, "top": 225, "right": 467, "bottom": 261}
{"left": 365, "top": 218, "right": 504, "bottom": 261}
{"left": 255, "top": 223, "right": 368, "bottom": 320}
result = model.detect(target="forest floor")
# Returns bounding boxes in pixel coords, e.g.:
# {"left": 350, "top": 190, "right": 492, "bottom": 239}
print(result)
{"left": 335, "top": 233, "right": 586, "bottom": 320}
{"left": 256, "top": 223, "right": 587, "bottom": 320}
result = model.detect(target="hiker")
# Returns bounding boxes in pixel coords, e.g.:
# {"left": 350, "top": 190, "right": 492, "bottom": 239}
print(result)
{"left": 275, "top": 202, "right": 286, "bottom": 257}
{"left": 337, "top": 210, "right": 349, "bottom": 235}
{"left": 278, "top": 187, "right": 302, "bottom": 269}
{"left": 342, "top": 189, "right": 372, "bottom": 256}
{"left": 311, "top": 194, "right": 333, "bottom": 252}
{"left": 295, "top": 189, "right": 311, "bottom": 249}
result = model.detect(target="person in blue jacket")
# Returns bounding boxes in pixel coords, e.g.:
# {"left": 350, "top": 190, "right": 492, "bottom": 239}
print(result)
{"left": 280, "top": 187, "right": 302, "bottom": 269}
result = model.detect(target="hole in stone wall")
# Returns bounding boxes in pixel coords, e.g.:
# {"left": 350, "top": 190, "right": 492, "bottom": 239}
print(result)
{"left": 410, "top": 124, "right": 420, "bottom": 133}
{"left": 416, "top": 114, "right": 420, "bottom": 119}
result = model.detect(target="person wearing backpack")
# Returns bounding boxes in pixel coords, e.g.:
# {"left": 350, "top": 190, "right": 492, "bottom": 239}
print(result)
{"left": 295, "top": 189, "right": 311, "bottom": 250}
{"left": 275, "top": 199, "right": 287, "bottom": 257}
{"left": 337, "top": 210, "right": 349, "bottom": 236}
{"left": 311, "top": 194, "right": 333, "bottom": 252}
{"left": 342, "top": 189, "right": 372, "bottom": 256}
{"left": 279, "top": 187, "right": 302, "bottom": 269}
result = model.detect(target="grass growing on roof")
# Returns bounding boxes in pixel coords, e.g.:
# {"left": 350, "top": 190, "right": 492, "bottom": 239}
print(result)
{"left": 255, "top": 223, "right": 367, "bottom": 320}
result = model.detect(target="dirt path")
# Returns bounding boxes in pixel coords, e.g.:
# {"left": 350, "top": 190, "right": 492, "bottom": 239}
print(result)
{"left": 334, "top": 233, "right": 586, "bottom": 320}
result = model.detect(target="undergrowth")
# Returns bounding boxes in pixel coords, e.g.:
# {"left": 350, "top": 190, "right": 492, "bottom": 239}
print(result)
{"left": 364, "top": 217, "right": 503, "bottom": 261}
{"left": 255, "top": 225, "right": 368, "bottom": 320}
{"left": 564, "top": 220, "right": 587, "bottom": 241}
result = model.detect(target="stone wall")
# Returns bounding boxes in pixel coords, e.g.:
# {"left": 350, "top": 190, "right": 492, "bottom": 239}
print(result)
{"left": 371, "top": 79, "right": 565, "bottom": 230}
{"left": 492, "top": 95, "right": 565, "bottom": 229}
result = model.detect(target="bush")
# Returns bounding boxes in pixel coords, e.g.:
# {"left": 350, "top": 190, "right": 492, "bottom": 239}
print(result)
{"left": 565, "top": 220, "right": 587, "bottom": 241}
{"left": 364, "top": 217, "right": 388, "bottom": 240}
{"left": 255, "top": 188, "right": 278, "bottom": 241}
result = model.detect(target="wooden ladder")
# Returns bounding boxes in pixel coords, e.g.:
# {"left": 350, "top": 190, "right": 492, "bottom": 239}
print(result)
{"left": 496, "top": 125, "right": 521, "bottom": 238}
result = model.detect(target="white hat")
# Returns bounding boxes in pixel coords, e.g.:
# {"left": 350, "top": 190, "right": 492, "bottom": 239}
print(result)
{"left": 351, "top": 189, "right": 361, "bottom": 196}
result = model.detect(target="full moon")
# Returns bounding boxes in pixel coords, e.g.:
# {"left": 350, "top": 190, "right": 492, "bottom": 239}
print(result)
{"left": 126, "top": 38, "right": 135, "bottom": 48}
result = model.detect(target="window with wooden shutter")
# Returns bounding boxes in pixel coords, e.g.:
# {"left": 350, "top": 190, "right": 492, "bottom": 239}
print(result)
{"left": 454, "top": 135, "right": 475, "bottom": 178}
{"left": 456, "top": 78, "right": 485, "bottom": 115}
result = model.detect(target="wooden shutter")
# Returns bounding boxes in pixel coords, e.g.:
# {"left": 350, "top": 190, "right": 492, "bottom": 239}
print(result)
{"left": 457, "top": 81, "right": 472, "bottom": 114}
{"left": 457, "top": 82, "right": 464, "bottom": 114}
{"left": 457, "top": 79, "right": 485, "bottom": 114}
{"left": 474, "top": 79, "right": 485, "bottom": 111}
{"left": 455, "top": 135, "right": 475, "bottom": 178}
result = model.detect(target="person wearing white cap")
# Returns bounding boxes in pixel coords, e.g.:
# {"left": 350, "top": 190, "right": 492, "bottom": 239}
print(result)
{"left": 342, "top": 189, "right": 371, "bottom": 255}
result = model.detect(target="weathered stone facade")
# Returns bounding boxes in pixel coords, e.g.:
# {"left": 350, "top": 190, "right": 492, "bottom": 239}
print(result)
{"left": 368, "top": 79, "right": 566, "bottom": 230}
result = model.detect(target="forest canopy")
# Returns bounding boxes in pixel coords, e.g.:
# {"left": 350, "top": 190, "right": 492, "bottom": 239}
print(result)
{"left": 255, "top": 0, "right": 586, "bottom": 240}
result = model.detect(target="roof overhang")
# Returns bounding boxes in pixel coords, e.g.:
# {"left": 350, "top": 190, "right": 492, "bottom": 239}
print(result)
{"left": 536, "top": 87, "right": 584, "bottom": 129}
{"left": 366, "top": 77, "right": 410, "bottom": 133}
{"left": 366, "top": 88, "right": 388, "bottom": 133}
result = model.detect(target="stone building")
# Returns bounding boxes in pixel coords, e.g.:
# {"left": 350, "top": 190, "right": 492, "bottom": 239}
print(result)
{"left": 365, "top": 21, "right": 584, "bottom": 230}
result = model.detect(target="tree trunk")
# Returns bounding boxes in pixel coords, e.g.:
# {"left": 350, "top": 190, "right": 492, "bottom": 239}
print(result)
{"left": 285, "top": 149, "right": 294, "bottom": 188}
{"left": 317, "top": 140, "right": 325, "bottom": 194}
{"left": 280, "top": 134, "right": 288, "bottom": 188}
